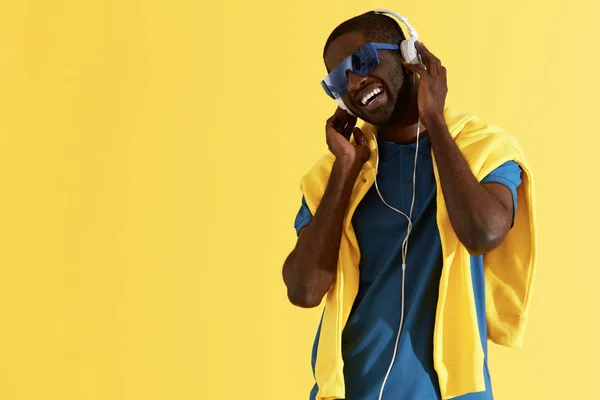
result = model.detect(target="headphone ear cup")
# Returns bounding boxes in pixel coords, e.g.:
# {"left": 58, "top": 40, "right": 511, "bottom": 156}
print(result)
{"left": 336, "top": 98, "right": 356, "bottom": 117}
{"left": 400, "top": 37, "right": 420, "bottom": 64}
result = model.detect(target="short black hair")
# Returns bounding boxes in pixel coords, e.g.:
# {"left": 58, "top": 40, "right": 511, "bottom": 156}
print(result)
{"left": 323, "top": 11, "right": 406, "bottom": 57}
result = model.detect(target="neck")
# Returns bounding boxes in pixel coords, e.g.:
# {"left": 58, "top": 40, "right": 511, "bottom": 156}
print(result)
{"left": 378, "top": 118, "right": 427, "bottom": 144}
{"left": 377, "top": 82, "right": 426, "bottom": 144}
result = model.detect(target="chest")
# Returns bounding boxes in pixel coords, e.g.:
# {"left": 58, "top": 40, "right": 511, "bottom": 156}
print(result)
{"left": 352, "top": 151, "right": 437, "bottom": 238}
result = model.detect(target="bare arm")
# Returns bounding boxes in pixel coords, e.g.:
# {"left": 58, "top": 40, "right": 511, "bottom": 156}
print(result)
{"left": 283, "top": 160, "right": 361, "bottom": 308}
{"left": 282, "top": 107, "right": 369, "bottom": 308}
{"left": 427, "top": 115, "right": 514, "bottom": 255}
{"left": 404, "top": 42, "right": 514, "bottom": 255}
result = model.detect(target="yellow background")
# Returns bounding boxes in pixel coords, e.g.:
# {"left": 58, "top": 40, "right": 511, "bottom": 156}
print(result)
{"left": 0, "top": 0, "right": 597, "bottom": 399}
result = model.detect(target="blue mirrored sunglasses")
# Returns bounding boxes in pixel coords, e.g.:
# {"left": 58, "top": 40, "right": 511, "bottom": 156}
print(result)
{"left": 321, "top": 42, "right": 399, "bottom": 99}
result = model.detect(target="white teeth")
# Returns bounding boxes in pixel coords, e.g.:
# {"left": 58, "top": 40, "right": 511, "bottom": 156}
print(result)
{"left": 361, "top": 87, "right": 382, "bottom": 106}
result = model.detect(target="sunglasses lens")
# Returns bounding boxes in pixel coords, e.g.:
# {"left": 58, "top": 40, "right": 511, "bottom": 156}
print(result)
{"left": 368, "top": 59, "right": 377, "bottom": 71}
{"left": 322, "top": 43, "right": 385, "bottom": 98}
{"left": 351, "top": 54, "right": 361, "bottom": 72}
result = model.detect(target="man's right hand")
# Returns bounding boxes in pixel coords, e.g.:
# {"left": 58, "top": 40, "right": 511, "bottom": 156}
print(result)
{"left": 282, "top": 108, "right": 371, "bottom": 308}
{"left": 325, "top": 107, "right": 370, "bottom": 171}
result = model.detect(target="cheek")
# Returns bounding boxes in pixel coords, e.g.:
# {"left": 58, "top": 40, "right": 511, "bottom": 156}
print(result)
{"left": 379, "top": 70, "right": 404, "bottom": 97}
{"left": 375, "top": 60, "right": 405, "bottom": 92}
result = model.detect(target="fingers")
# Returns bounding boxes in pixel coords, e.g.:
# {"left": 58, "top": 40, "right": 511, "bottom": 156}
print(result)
{"left": 326, "top": 106, "right": 346, "bottom": 126}
{"left": 415, "top": 42, "right": 442, "bottom": 76}
{"left": 352, "top": 126, "right": 368, "bottom": 146}
{"left": 403, "top": 61, "right": 428, "bottom": 77}
{"left": 333, "top": 105, "right": 348, "bottom": 118}
{"left": 343, "top": 115, "right": 358, "bottom": 139}
{"left": 337, "top": 112, "right": 355, "bottom": 139}
{"left": 327, "top": 111, "right": 344, "bottom": 133}
{"left": 326, "top": 105, "right": 356, "bottom": 139}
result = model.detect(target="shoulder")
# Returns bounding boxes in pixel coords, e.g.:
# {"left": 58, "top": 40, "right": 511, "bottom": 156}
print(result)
{"left": 451, "top": 113, "right": 525, "bottom": 159}
{"left": 444, "top": 108, "right": 528, "bottom": 176}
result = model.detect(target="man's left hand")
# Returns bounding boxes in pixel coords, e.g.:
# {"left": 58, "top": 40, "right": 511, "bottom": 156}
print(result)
{"left": 403, "top": 42, "right": 448, "bottom": 128}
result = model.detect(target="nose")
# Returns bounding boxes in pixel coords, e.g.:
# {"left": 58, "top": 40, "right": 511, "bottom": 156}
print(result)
{"left": 347, "top": 70, "right": 368, "bottom": 93}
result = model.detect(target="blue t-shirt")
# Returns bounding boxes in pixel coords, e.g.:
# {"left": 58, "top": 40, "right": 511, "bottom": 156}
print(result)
{"left": 294, "top": 135, "right": 522, "bottom": 400}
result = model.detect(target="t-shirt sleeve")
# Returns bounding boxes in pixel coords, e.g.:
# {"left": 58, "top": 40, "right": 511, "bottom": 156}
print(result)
{"left": 481, "top": 160, "right": 523, "bottom": 226}
{"left": 294, "top": 195, "right": 314, "bottom": 236}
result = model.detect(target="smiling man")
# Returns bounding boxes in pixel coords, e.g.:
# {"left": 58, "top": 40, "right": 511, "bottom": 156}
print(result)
{"left": 282, "top": 11, "right": 537, "bottom": 400}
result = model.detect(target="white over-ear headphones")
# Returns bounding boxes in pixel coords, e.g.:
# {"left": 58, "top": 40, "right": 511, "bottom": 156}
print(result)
{"left": 335, "top": 98, "right": 353, "bottom": 114}
{"left": 336, "top": 9, "right": 421, "bottom": 114}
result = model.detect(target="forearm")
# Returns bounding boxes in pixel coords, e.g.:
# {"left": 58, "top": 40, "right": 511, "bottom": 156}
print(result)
{"left": 427, "top": 115, "right": 511, "bottom": 254}
{"left": 283, "top": 160, "right": 360, "bottom": 308}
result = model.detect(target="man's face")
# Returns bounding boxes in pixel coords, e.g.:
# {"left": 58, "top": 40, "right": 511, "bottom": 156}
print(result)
{"left": 324, "top": 32, "right": 412, "bottom": 126}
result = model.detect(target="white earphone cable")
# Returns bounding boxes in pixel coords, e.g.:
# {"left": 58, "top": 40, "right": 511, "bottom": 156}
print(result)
{"left": 367, "top": 121, "right": 421, "bottom": 400}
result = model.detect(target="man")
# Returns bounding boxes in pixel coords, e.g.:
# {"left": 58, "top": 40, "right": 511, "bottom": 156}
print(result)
{"left": 282, "top": 11, "right": 536, "bottom": 400}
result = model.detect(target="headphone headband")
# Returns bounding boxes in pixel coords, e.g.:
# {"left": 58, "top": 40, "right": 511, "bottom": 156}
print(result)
{"left": 371, "top": 9, "right": 419, "bottom": 40}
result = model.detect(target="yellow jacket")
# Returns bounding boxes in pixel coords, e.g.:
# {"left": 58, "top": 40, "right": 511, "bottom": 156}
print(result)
{"left": 300, "top": 107, "right": 537, "bottom": 399}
